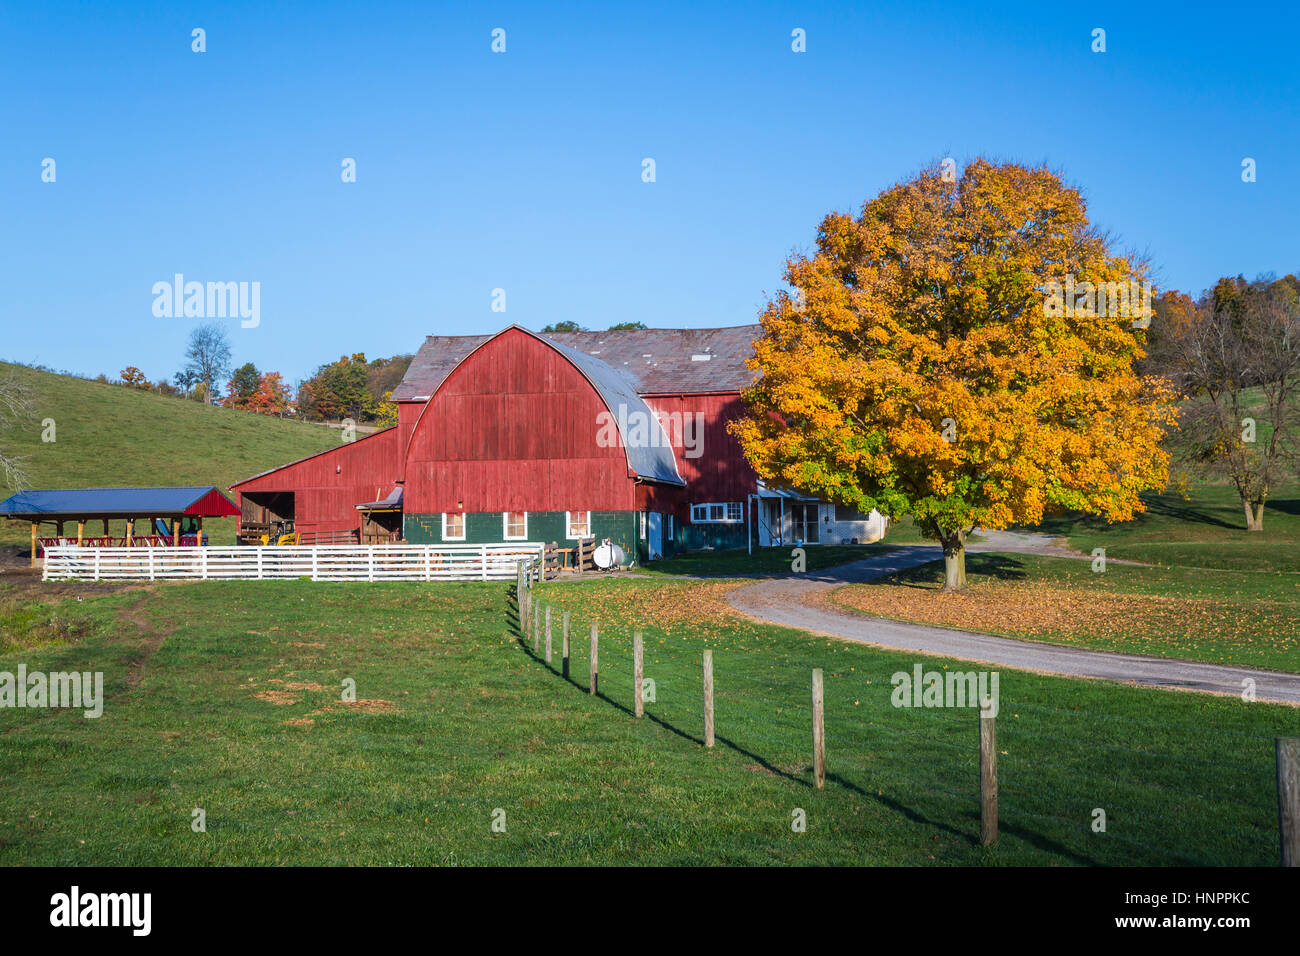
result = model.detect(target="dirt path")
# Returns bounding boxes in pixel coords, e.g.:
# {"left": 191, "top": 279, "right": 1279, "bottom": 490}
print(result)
{"left": 726, "top": 542, "right": 1300, "bottom": 705}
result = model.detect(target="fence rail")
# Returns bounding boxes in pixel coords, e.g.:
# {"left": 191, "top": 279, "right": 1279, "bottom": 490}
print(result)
{"left": 43, "top": 543, "right": 545, "bottom": 582}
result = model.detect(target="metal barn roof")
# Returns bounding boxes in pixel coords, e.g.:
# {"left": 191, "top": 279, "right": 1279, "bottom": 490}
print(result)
{"left": 0, "top": 486, "right": 241, "bottom": 519}
{"left": 544, "top": 337, "right": 685, "bottom": 487}
{"left": 392, "top": 325, "right": 761, "bottom": 401}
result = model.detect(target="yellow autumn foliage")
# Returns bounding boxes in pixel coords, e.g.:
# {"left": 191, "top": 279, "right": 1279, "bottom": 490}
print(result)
{"left": 731, "top": 159, "right": 1177, "bottom": 560}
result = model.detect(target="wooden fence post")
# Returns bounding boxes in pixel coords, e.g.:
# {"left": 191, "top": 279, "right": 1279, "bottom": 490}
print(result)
{"left": 589, "top": 623, "right": 598, "bottom": 695}
{"left": 516, "top": 560, "right": 524, "bottom": 628}
{"left": 703, "top": 649, "right": 714, "bottom": 748}
{"left": 633, "top": 631, "right": 644, "bottom": 717}
{"left": 562, "top": 610, "right": 571, "bottom": 679}
{"left": 545, "top": 606, "right": 553, "bottom": 664}
{"left": 1278, "top": 737, "right": 1300, "bottom": 867}
{"left": 980, "top": 710, "right": 998, "bottom": 846}
{"left": 532, "top": 602, "right": 540, "bottom": 653}
{"left": 812, "top": 668, "right": 825, "bottom": 789}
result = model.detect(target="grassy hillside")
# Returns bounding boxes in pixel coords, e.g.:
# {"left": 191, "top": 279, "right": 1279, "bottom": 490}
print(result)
{"left": 0, "top": 362, "right": 338, "bottom": 550}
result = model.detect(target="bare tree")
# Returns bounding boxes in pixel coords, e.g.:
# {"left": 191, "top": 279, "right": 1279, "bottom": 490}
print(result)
{"left": 183, "top": 323, "right": 233, "bottom": 402}
{"left": 1158, "top": 279, "right": 1300, "bottom": 530}
{"left": 0, "top": 372, "right": 35, "bottom": 491}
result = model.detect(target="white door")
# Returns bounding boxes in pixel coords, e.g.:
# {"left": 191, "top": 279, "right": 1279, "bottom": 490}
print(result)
{"left": 647, "top": 512, "right": 663, "bottom": 560}
{"left": 792, "top": 504, "right": 820, "bottom": 544}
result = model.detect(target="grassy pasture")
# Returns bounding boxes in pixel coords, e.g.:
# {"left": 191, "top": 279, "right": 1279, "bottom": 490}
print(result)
{"left": 0, "top": 574, "right": 1293, "bottom": 866}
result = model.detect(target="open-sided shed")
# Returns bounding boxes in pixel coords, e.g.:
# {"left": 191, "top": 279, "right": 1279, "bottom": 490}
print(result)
{"left": 0, "top": 486, "right": 240, "bottom": 566}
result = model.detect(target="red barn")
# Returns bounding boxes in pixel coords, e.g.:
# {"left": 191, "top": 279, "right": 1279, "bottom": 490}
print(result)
{"left": 231, "top": 325, "right": 886, "bottom": 562}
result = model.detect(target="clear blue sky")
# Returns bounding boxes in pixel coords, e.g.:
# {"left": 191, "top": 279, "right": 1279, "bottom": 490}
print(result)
{"left": 3, "top": 1, "right": 1297, "bottom": 386}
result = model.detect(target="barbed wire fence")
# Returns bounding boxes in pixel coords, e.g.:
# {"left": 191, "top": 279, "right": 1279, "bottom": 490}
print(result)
{"left": 511, "top": 561, "right": 1299, "bottom": 866}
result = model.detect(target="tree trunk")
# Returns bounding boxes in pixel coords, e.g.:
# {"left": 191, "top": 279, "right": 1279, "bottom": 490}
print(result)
{"left": 941, "top": 532, "right": 967, "bottom": 591}
{"left": 1244, "top": 498, "right": 1266, "bottom": 532}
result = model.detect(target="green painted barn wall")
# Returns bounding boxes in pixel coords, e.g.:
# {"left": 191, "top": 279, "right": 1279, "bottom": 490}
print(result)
{"left": 406, "top": 510, "right": 654, "bottom": 565}
{"left": 674, "top": 520, "right": 748, "bottom": 552}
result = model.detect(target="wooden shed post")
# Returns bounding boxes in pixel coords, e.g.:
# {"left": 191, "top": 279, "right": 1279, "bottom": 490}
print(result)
{"left": 76, "top": 520, "right": 85, "bottom": 546}
{"left": 102, "top": 518, "right": 109, "bottom": 536}
{"left": 196, "top": 516, "right": 203, "bottom": 546}
{"left": 126, "top": 518, "right": 135, "bottom": 545}
{"left": 29, "top": 521, "right": 37, "bottom": 568}
{"left": 171, "top": 518, "right": 179, "bottom": 547}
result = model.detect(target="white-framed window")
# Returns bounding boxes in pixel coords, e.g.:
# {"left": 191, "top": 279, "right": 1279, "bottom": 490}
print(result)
{"left": 691, "top": 501, "right": 743, "bottom": 524}
{"left": 566, "top": 511, "right": 591, "bottom": 538}
{"left": 442, "top": 512, "right": 465, "bottom": 541}
{"left": 503, "top": 511, "right": 528, "bottom": 540}
{"left": 640, "top": 511, "right": 647, "bottom": 539}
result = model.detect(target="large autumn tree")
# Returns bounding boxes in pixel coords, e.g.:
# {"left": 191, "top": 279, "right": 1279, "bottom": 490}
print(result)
{"left": 731, "top": 159, "right": 1176, "bottom": 589}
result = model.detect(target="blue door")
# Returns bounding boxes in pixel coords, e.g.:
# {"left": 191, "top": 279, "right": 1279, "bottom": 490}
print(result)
{"left": 647, "top": 513, "right": 663, "bottom": 561}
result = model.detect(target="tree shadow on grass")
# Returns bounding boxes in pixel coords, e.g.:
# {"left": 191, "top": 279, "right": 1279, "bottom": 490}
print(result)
{"left": 1143, "top": 496, "right": 1239, "bottom": 530}
{"left": 881, "top": 554, "right": 1029, "bottom": 590}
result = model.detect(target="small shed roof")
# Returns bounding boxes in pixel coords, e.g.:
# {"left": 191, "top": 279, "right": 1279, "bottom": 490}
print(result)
{"left": 0, "top": 486, "right": 240, "bottom": 520}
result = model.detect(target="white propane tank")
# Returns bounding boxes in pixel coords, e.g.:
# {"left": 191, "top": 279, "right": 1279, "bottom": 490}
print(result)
{"left": 592, "top": 540, "right": 625, "bottom": 570}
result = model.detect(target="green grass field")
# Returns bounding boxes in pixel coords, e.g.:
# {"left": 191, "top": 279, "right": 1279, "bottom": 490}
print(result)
{"left": 1031, "top": 483, "right": 1300, "bottom": 572}
{"left": 0, "top": 574, "right": 1293, "bottom": 866}
{"left": 0, "top": 362, "right": 338, "bottom": 550}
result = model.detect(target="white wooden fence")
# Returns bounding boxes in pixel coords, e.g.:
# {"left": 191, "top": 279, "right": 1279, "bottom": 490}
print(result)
{"left": 42, "top": 543, "right": 545, "bottom": 583}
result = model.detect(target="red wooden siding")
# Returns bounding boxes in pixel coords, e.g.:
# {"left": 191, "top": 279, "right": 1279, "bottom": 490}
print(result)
{"left": 231, "top": 427, "right": 401, "bottom": 534}
{"left": 404, "top": 329, "right": 642, "bottom": 514}
{"left": 641, "top": 394, "right": 757, "bottom": 504}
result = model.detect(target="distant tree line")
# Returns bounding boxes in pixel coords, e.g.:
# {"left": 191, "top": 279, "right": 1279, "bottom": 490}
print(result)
{"left": 1144, "top": 273, "right": 1300, "bottom": 530}
{"left": 296, "top": 353, "right": 411, "bottom": 425}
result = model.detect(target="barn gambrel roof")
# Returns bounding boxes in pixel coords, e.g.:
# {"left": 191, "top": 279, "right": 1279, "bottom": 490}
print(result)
{"left": 392, "top": 325, "right": 760, "bottom": 402}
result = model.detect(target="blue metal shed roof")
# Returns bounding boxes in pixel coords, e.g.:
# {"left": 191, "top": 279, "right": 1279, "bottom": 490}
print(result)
{"left": 0, "top": 486, "right": 238, "bottom": 518}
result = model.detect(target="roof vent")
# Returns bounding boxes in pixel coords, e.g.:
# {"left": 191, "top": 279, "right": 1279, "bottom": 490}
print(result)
{"left": 691, "top": 353, "right": 712, "bottom": 362}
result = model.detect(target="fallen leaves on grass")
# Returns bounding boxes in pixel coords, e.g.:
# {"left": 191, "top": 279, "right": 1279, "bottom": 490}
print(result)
{"left": 826, "top": 578, "right": 1299, "bottom": 663}
{"left": 252, "top": 689, "right": 300, "bottom": 706}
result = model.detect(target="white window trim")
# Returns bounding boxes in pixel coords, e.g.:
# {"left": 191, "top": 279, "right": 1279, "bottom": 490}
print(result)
{"left": 640, "top": 512, "right": 647, "bottom": 540}
{"left": 503, "top": 511, "right": 528, "bottom": 540}
{"left": 690, "top": 501, "right": 744, "bottom": 524}
{"left": 442, "top": 512, "right": 466, "bottom": 542}
{"left": 566, "top": 511, "right": 592, "bottom": 539}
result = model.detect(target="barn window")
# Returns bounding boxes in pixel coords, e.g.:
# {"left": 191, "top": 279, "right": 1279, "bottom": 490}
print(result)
{"left": 566, "top": 511, "right": 591, "bottom": 538}
{"left": 442, "top": 512, "right": 465, "bottom": 541}
{"left": 691, "top": 502, "right": 743, "bottom": 524}
{"left": 503, "top": 512, "right": 528, "bottom": 539}
{"left": 640, "top": 512, "right": 647, "bottom": 539}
